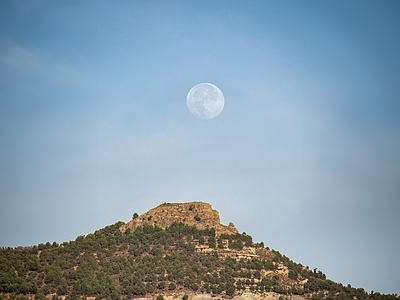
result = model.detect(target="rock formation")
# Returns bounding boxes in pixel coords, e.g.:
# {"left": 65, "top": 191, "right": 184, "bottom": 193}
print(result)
{"left": 120, "top": 201, "right": 238, "bottom": 236}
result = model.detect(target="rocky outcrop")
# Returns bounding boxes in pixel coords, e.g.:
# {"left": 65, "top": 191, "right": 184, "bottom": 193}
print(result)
{"left": 132, "top": 292, "right": 302, "bottom": 300}
{"left": 120, "top": 201, "right": 238, "bottom": 236}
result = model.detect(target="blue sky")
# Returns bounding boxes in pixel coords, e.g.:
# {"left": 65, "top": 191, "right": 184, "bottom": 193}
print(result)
{"left": 1, "top": 0, "right": 400, "bottom": 295}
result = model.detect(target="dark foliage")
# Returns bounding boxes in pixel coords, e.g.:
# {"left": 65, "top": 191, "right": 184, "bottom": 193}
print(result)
{"left": 0, "top": 221, "right": 398, "bottom": 300}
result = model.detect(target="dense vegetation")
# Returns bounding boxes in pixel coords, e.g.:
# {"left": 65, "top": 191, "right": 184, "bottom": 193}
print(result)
{"left": 0, "top": 221, "right": 398, "bottom": 300}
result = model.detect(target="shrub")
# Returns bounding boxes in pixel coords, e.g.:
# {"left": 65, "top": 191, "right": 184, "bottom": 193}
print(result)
{"left": 168, "top": 282, "right": 176, "bottom": 290}
{"left": 288, "top": 269, "right": 298, "bottom": 280}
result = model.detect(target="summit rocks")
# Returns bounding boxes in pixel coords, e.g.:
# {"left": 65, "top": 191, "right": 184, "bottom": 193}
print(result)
{"left": 120, "top": 201, "right": 238, "bottom": 236}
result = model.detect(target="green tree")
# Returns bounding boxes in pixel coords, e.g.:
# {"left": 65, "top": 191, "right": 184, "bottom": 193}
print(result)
{"left": 168, "top": 282, "right": 176, "bottom": 290}
{"left": 288, "top": 269, "right": 298, "bottom": 280}
{"left": 157, "top": 281, "right": 166, "bottom": 289}
{"left": 56, "top": 278, "right": 68, "bottom": 295}
{"left": 208, "top": 237, "right": 216, "bottom": 248}
{"left": 36, "top": 293, "right": 46, "bottom": 300}
{"left": 226, "top": 281, "right": 235, "bottom": 296}
{"left": 44, "top": 265, "right": 63, "bottom": 286}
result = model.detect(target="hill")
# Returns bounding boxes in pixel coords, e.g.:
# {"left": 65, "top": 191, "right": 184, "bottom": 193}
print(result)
{"left": 0, "top": 201, "right": 398, "bottom": 300}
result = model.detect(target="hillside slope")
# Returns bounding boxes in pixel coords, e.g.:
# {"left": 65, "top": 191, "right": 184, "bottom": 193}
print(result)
{"left": 0, "top": 202, "right": 398, "bottom": 300}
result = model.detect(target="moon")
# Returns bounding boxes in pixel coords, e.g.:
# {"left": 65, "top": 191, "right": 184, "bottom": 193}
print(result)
{"left": 186, "top": 83, "right": 225, "bottom": 120}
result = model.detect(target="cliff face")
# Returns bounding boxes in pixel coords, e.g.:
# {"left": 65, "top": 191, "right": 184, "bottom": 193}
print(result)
{"left": 120, "top": 201, "right": 238, "bottom": 236}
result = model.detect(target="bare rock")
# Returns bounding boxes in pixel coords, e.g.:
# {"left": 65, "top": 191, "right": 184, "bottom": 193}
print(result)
{"left": 120, "top": 201, "right": 238, "bottom": 236}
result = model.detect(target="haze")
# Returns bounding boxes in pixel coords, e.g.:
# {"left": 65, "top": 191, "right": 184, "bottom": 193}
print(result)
{"left": 0, "top": 1, "right": 399, "bottom": 295}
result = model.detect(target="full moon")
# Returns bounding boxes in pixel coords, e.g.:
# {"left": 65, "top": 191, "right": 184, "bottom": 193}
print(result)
{"left": 186, "top": 83, "right": 225, "bottom": 120}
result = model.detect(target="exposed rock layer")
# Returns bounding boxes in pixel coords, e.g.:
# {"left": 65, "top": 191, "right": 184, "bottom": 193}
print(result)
{"left": 134, "top": 292, "right": 306, "bottom": 300}
{"left": 120, "top": 201, "right": 238, "bottom": 236}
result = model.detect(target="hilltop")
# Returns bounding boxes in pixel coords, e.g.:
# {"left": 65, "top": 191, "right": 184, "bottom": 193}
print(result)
{"left": 120, "top": 202, "right": 238, "bottom": 236}
{"left": 0, "top": 201, "right": 398, "bottom": 300}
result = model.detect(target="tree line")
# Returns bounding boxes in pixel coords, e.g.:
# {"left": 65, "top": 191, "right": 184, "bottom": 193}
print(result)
{"left": 0, "top": 221, "right": 398, "bottom": 300}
